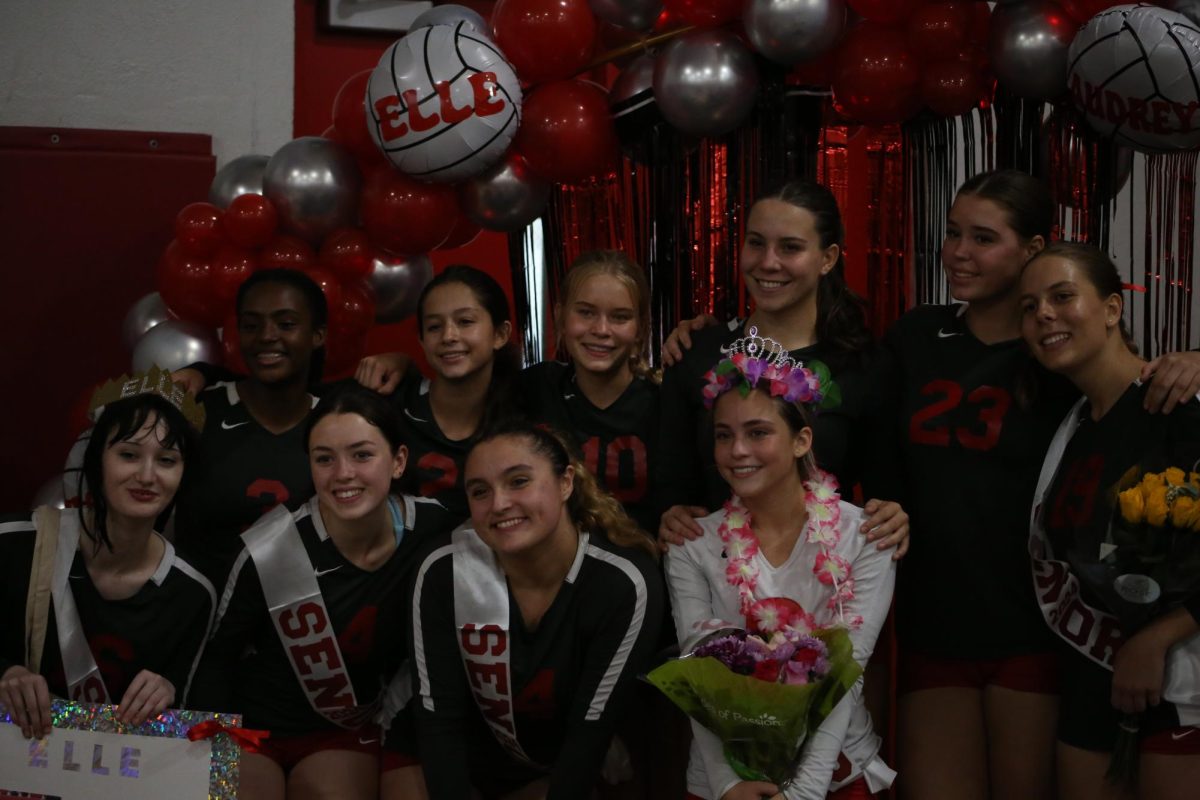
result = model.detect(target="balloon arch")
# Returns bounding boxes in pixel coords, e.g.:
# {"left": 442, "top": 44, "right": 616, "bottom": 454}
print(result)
{"left": 133, "top": 0, "right": 1200, "bottom": 375}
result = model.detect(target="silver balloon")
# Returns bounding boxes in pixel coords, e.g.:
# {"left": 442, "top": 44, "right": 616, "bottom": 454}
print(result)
{"left": 208, "top": 154, "right": 270, "bottom": 209}
{"left": 653, "top": 30, "right": 760, "bottom": 137}
{"left": 369, "top": 252, "right": 434, "bottom": 324}
{"left": 589, "top": 0, "right": 661, "bottom": 32}
{"left": 131, "top": 319, "right": 221, "bottom": 373}
{"left": 409, "top": 4, "right": 490, "bottom": 35}
{"left": 122, "top": 291, "right": 174, "bottom": 351}
{"left": 744, "top": 0, "right": 846, "bottom": 66}
{"left": 31, "top": 474, "right": 67, "bottom": 511}
{"left": 990, "top": 2, "right": 1077, "bottom": 101}
{"left": 458, "top": 154, "right": 551, "bottom": 233}
{"left": 262, "top": 137, "right": 362, "bottom": 245}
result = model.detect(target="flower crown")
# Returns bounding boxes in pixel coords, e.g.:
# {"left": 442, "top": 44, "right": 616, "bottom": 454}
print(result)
{"left": 700, "top": 327, "right": 839, "bottom": 411}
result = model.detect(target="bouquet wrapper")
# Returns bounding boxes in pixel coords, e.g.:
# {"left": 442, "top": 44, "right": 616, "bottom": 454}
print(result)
{"left": 647, "top": 627, "right": 862, "bottom": 786}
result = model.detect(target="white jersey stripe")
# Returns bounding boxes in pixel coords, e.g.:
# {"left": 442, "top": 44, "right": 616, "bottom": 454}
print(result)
{"left": 582, "top": 544, "right": 647, "bottom": 722}
{"left": 412, "top": 543, "right": 457, "bottom": 712}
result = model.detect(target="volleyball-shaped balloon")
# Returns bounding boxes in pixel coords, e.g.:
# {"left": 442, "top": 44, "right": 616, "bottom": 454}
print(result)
{"left": 367, "top": 23, "right": 522, "bottom": 182}
{"left": 1067, "top": 3, "right": 1200, "bottom": 152}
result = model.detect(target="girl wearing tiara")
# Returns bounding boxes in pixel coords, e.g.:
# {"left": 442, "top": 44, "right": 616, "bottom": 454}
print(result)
{"left": 1, "top": 371, "right": 215, "bottom": 738}
{"left": 656, "top": 181, "right": 908, "bottom": 555}
{"left": 666, "top": 332, "right": 896, "bottom": 800}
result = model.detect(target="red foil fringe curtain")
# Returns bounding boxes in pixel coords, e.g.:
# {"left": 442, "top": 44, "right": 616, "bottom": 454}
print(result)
{"left": 1140, "top": 152, "right": 1199, "bottom": 356}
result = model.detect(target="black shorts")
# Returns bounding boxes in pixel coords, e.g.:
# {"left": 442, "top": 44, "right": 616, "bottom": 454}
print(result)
{"left": 1057, "top": 647, "right": 1183, "bottom": 752}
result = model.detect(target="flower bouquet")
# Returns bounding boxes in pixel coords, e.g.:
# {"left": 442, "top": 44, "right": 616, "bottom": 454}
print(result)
{"left": 647, "top": 614, "right": 862, "bottom": 787}
{"left": 1078, "top": 466, "right": 1200, "bottom": 782}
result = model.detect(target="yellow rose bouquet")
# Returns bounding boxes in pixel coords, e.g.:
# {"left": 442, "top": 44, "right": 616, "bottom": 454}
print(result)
{"left": 1099, "top": 466, "right": 1200, "bottom": 783}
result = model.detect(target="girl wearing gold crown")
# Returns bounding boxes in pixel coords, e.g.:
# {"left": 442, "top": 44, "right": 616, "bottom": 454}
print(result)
{"left": 666, "top": 336, "right": 896, "bottom": 799}
{"left": 0, "top": 372, "right": 215, "bottom": 739}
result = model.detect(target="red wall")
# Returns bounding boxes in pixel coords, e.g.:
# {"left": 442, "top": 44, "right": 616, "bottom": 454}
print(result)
{"left": 0, "top": 127, "right": 216, "bottom": 510}
{"left": 293, "top": 0, "right": 512, "bottom": 373}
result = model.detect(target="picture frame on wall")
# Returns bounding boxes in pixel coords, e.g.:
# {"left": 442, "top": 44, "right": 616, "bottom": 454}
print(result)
{"left": 319, "top": 0, "right": 434, "bottom": 35}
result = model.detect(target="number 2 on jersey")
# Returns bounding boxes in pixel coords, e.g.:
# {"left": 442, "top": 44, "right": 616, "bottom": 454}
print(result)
{"left": 910, "top": 379, "right": 1011, "bottom": 451}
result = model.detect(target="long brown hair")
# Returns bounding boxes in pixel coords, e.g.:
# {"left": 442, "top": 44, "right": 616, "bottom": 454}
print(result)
{"left": 469, "top": 420, "right": 658, "bottom": 559}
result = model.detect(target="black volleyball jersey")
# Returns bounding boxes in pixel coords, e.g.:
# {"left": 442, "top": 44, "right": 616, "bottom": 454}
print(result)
{"left": 876, "top": 304, "right": 1078, "bottom": 657}
{"left": 411, "top": 530, "right": 664, "bottom": 799}
{"left": 173, "top": 382, "right": 317, "bottom": 583}
{"left": 1042, "top": 383, "right": 1200, "bottom": 624}
{"left": 657, "top": 318, "right": 872, "bottom": 514}
{"left": 189, "top": 495, "right": 456, "bottom": 736}
{"left": 387, "top": 372, "right": 473, "bottom": 518}
{"left": 0, "top": 514, "right": 215, "bottom": 703}
{"left": 519, "top": 362, "right": 660, "bottom": 533}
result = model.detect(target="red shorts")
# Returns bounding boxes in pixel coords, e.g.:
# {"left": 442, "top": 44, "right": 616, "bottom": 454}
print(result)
{"left": 256, "top": 727, "right": 381, "bottom": 772}
{"left": 1141, "top": 725, "right": 1200, "bottom": 755}
{"left": 685, "top": 778, "right": 873, "bottom": 799}
{"left": 898, "top": 649, "right": 1059, "bottom": 695}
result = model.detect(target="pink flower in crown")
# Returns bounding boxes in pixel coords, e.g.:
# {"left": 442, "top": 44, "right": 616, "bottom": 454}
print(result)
{"left": 814, "top": 552, "right": 852, "bottom": 586}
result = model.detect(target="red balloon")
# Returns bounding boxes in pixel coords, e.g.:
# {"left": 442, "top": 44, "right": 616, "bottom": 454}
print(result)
{"left": 211, "top": 246, "right": 259, "bottom": 312}
{"left": 492, "top": 0, "right": 597, "bottom": 85}
{"left": 440, "top": 212, "right": 483, "bottom": 250}
{"left": 220, "top": 313, "right": 248, "bottom": 375}
{"left": 324, "top": 329, "right": 369, "bottom": 381}
{"left": 174, "top": 202, "right": 225, "bottom": 257}
{"left": 222, "top": 194, "right": 278, "bottom": 248}
{"left": 330, "top": 279, "right": 376, "bottom": 341}
{"left": 513, "top": 80, "right": 618, "bottom": 185}
{"left": 258, "top": 235, "right": 316, "bottom": 270}
{"left": 1059, "top": 1, "right": 1119, "bottom": 24}
{"left": 303, "top": 268, "right": 345, "bottom": 331}
{"left": 920, "top": 60, "right": 986, "bottom": 118}
{"left": 662, "top": 0, "right": 743, "bottom": 28}
{"left": 832, "top": 24, "right": 922, "bottom": 125}
{"left": 157, "top": 240, "right": 221, "bottom": 326}
{"left": 907, "top": 2, "right": 971, "bottom": 64}
{"left": 361, "top": 169, "right": 459, "bottom": 255}
{"left": 319, "top": 228, "right": 374, "bottom": 281}
{"left": 848, "top": 0, "right": 928, "bottom": 27}
{"left": 969, "top": 1, "right": 992, "bottom": 44}
{"left": 332, "top": 70, "right": 380, "bottom": 163}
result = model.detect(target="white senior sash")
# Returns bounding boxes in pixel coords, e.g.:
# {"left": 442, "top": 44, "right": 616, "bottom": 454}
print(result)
{"left": 451, "top": 527, "right": 589, "bottom": 766}
{"left": 50, "top": 513, "right": 110, "bottom": 704}
{"left": 1030, "top": 398, "right": 1200, "bottom": 724}
{"left": 244, "top": 503, "right": 378, "bottom": 730}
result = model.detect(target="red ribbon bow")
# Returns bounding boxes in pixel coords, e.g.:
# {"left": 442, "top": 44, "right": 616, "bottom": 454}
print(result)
{"left": 187, "top": 720, "right": 270, "bottom": 752}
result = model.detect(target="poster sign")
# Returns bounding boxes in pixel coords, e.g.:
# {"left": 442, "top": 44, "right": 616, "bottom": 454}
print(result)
{"left": 1, "top": 701, "right": 240, "bottom": 799}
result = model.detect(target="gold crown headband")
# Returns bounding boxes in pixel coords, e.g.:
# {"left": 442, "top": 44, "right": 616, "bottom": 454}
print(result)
{"left": 88, "top": 365, "right": 206, "bottom": 430}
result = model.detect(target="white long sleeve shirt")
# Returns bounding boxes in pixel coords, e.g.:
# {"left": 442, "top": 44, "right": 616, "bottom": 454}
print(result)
{"left": 665, "top": 499, "right": 897, "bottom": 800}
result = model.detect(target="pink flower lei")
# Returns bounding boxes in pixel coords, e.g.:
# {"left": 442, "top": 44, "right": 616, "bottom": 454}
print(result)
{"left": 716, "top": 469, "right": 862, "bottom": 634}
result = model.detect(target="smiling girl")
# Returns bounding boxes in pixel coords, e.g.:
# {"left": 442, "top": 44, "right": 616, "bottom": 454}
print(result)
{"left": 1021, "top": 243, "right": 1200, "bottom": 800}
{"left": 656, "top": 181, "right": 908, "bottom": 555}
{"left": 666, "top": 334, "right": 896, "bottom": 800}
{"left": 410, "top": 420, "right": 663, "bottom": 799}
{"left": 1, "top": 378, "right": 214, "bottom": 738}
{"left": 519, "top": 251, "right": 661, "bottom": 532}
{"left": 190, "top": 385, "right": 456, "bottom": 800}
